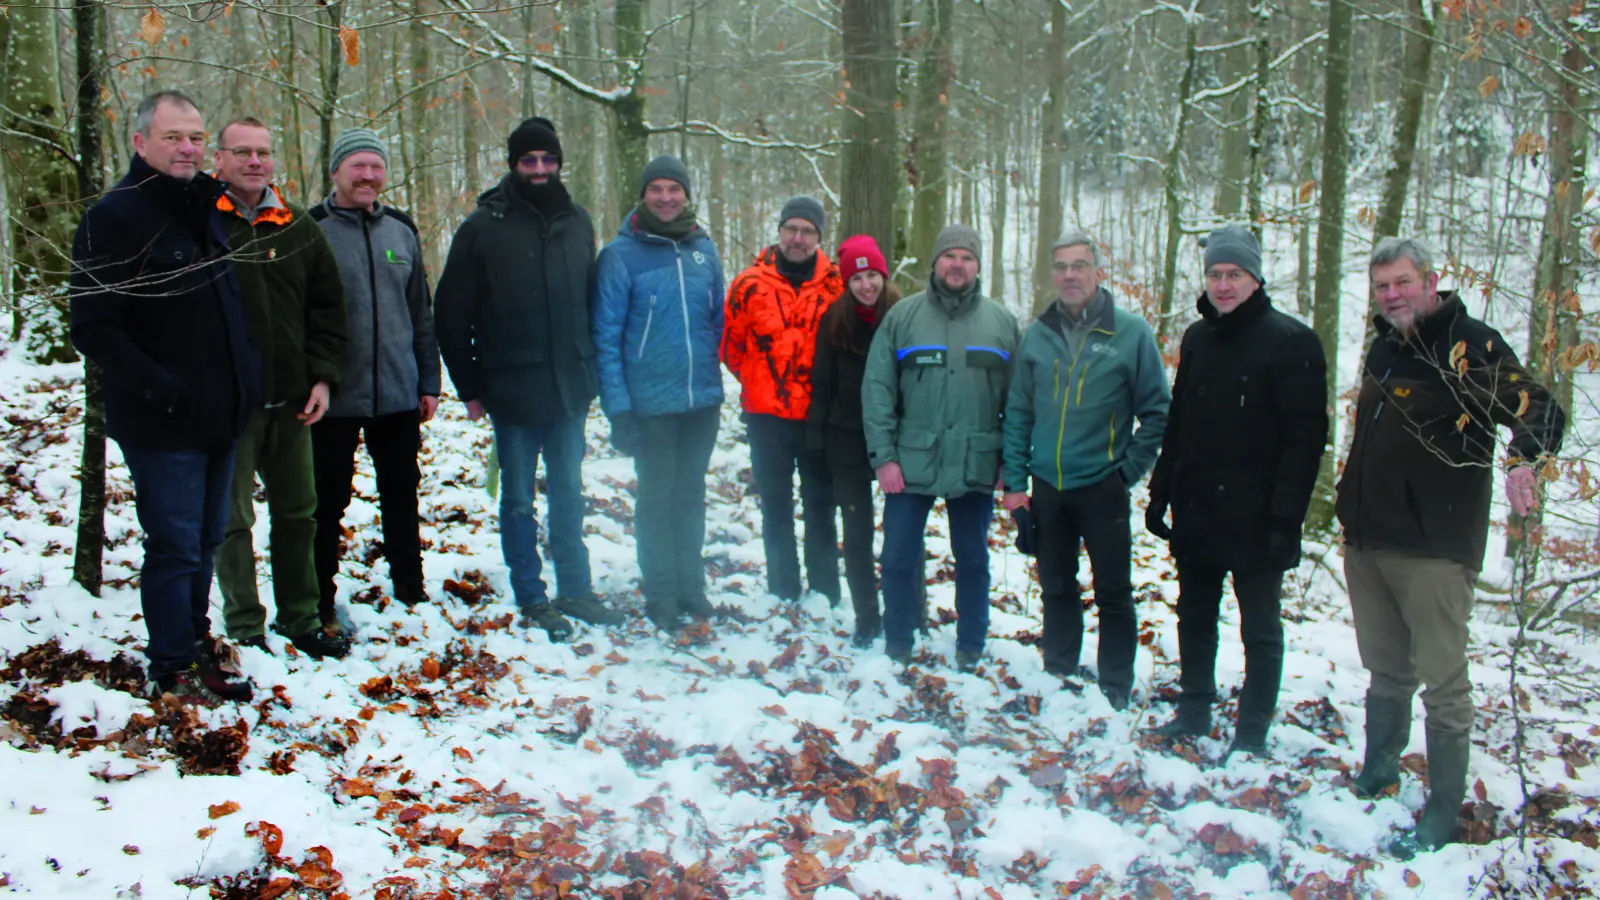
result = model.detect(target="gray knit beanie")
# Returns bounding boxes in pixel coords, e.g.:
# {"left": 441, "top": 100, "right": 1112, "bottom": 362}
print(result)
{"left": 778, "top": 196, "right": 825, "bottom": 234}
{"left": 638, "top": 154, "right": 692, "bottom": 199}
{"left": 931, "top": 224, "right": 983, "bottom": 267}
{"left": 329, "top": 128, "right": 389, "bottom": 175}
{"left": 1201, "top": 224, "right": 1264, "bottom": 284}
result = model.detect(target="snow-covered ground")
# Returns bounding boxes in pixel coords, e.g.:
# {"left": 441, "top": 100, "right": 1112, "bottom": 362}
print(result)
{"left": 2, "top": 349, "right": 1599, "bottom": 899}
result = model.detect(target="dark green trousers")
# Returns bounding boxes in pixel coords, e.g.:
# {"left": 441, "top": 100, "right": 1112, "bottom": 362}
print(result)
{"left": 215, "top": 406, "right": 321, "bottom": 639}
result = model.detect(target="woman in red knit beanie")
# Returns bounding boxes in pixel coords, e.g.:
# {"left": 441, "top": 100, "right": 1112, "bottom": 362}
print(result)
{"left": 806, "top": 235, "right": 903, "bottom": 647}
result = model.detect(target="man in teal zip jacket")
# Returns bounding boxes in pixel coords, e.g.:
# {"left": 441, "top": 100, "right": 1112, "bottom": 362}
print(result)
{"left": 1001, "top": 230, "right": 1169, "bottom": 708}
{"left": 863, "top": 224, "right": 1021, "bottom": 671}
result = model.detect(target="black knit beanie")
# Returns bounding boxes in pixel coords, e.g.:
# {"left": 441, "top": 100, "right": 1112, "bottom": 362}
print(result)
{"left": 507, "top": 117, "right": 563, "bottom": 168}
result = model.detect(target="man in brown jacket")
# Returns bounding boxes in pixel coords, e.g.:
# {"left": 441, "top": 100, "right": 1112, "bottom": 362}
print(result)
{"left": 1336, "top": 237, "right": 1565, "bottom": 857}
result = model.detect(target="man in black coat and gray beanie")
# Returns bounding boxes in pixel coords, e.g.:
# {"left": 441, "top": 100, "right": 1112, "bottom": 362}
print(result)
{"left": 435, "top": 117, "right": 623, "bottom": 641}
{"left": 1146, "top": 225, "right": 1328, "bottom": 756}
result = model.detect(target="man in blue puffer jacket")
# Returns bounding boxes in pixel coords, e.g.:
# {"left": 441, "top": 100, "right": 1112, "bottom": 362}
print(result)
{"left": 594, "top": 155, "right": 725, "bottom": 630}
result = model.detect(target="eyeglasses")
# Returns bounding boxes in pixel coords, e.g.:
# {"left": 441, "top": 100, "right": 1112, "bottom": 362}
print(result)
{"left": 517, "top": 153, "right": 561, "bottom": 169}
{"left": 220, "top": 146, "right": 272, "bottom": 161}
{"left": 1204, "top": 268, "right": 1254, "bottom": 284}
{"left": 780, "top": 223, "right": 819, "bottom": 239}
{"left": 1052, "top": 261, "right": 1096, "bottom": 273}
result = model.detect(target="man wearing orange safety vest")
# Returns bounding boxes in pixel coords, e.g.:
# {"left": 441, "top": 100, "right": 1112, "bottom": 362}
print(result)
{"left": 722, "top": 197, "right": 843, "bottom": 604}
{"left": 211, "top": 116, "right": 352, "bottom": 660}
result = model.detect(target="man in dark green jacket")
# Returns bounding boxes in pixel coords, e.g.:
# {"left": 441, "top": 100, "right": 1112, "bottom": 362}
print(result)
{"left": 863, "top": 224, "right": 1020, "bottom": 671}
{"left": 1001, "top": 229, "right": 1169, "bottom": 708}
{"left": 211, "top": 117, "right": 351, "bottom": 659}
{"left": 435, "top": 117, "right": 622, "bottom": 641}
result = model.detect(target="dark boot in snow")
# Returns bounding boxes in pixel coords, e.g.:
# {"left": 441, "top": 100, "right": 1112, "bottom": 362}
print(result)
{"left": 555, "top": 592, "right": 626, "bottom": 627}
{"left": 1388, "top": 726, "right": 1469, "bottom": 859}
{"left": 1353, "top": 692, "right": 1412, "bottom": 799}
{"left": 677, "top": 591, "right": 715, "bottom": 622}
{"left": 645, "top": 596, "right": 686, "bottom": 632}
{"left": 520, "top": 603, "right": 575, "bottom": 642}
{"left": 1150, "top": 703, "right": 1211, "bottom": 740}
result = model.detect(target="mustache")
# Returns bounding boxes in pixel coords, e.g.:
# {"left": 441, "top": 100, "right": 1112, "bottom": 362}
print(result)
{"left": 353, "top": 180, "right": 383, "bottom": 190}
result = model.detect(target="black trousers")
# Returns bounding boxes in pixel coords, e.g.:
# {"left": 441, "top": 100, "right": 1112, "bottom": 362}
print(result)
{"left": 833, "top": 471, "right": 878, "bottom": 625}
{"left": 311, "top": 410, "right": 423, "bottom": 620}
{"left": 633, "top": 406, "right": 721, "bottom": 607}
{"left": 1033, "top": 475, "right": 1136, "bottom": 696}
{"left": 1175, "top": 563, "right": 1284, "bottom": 737}
{"left": 746, "top": 413, "right": 838, "bottom": 602}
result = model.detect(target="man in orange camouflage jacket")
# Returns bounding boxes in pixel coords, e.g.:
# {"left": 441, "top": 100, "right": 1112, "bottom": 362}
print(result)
{"left": 722, "top": 196, "right": 843, "bottom": 603}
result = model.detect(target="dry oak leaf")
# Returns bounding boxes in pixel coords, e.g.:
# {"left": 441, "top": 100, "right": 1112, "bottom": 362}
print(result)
{"left": 421, "top": 658, "right": 441, "bottom": 680}
{"left": 453, "top": 747, "right": 474, "bottom": 762}
{"left": 208, "top": 800, "right": 241, "bottom": 819}
{"left": 195, "top": 826, "right": 216, "bottom": 839}
{"left": 259, "top": 878, "right": 295, "bottom": 900}
{"left": 245, "top": 820, "right": 285, "bottom": 856}
{"left": 139, "top": 7, "right": 166, "bottom": 48}
{"left": 298, "top": 846, "right": 343, "bottom": 890}
{"left": 1404, "top": 869, "right": 1422, "bottom": 887}
{"left": 338, "top": 24, "right": 360, "bottom": 66}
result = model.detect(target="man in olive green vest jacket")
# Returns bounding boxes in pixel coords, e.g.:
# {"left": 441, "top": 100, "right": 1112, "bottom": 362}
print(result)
{"left": 862, "top": 224, "right": 1020, "bottom": 671}
{"left": 211, "top": 117, "right": 351, "bottom": 660}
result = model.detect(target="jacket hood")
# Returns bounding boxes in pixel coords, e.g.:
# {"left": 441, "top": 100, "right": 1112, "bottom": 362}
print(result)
{"left": 926, "top": 272, "right": 982, "bottom": 318}
{"left": 617, "top": 206, "right": 704, "bottom": 242}
{"left": 747, "top": 245, "right": 836, "bottom": 289}
{"left": 1041, "top": 286, "right": 1116, "bottom": 334}
{"left": 124, "top": 153, "right": 227, "bottom": 212}
{"left": 476, "top": 172, "right": 573, "bottom": 217}
{"left": 1196, "top": 286, "right": 1271, "bottom": 330}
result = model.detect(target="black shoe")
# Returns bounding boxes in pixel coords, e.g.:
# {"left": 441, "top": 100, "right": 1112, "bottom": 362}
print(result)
{"left": 1227, "top": 733, "right": 1269, "bottom": 759}
{"left": 1077, "top": 665, "right": 1099, "bottom": 684}
{"left": 886, "top": 644, "right": 913, "bottom": 665}
{"left": 520, "top": 603, "right": 575, "bottom": 642}
{"left": 1103, "top": 688, "right": 1130, "bottom": 711}
{"left": 852, "top": 621, "right": 881, "bottom": 650}
{"left": 554, "top": 592, "right": 625, "bottom": 627}
{"left": 1044, "top": 665, "right": 1086, "bottom": 695}
{"left": 236, "top": 635, "right": 271, "bottom": 654}
{"left": 394, "top": 580, "right": 429, "bottom": 606}
{"left": 956, "top": 650, "right": 981, "bottom": 674}
{"left": 677, "top": 592, "right": 715, "bottom": 622}
{"left": 288, "top": 629, "right": 351, "bottom": 660}
{"left": 1150, "top": 708, "right": 1212, "bottom": 740}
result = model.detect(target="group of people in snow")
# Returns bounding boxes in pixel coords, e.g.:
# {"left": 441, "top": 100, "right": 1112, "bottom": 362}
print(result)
{"left": 69, "top": 93, "right": 1565, "bottom": 857}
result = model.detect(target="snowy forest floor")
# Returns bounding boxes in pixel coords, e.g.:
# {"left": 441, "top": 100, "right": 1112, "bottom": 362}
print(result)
{"left": 2, "top": 356, "right": 1600, "bottom": 900}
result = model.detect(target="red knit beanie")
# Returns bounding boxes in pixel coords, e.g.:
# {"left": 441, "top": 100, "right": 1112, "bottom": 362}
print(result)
{"left": 837, "top": 234, "right": 889, "bottom": 282}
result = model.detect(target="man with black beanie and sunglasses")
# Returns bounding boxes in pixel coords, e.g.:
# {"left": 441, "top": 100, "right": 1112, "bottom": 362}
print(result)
{"left": 435, "top": 117, "right": 623, "bottom": 641}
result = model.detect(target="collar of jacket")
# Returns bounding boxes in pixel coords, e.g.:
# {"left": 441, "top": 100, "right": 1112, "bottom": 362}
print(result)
{"left": 1043, "top": 286, "right": 1115, "bottom": 334}
{"left": 752, "top": 246, "right": 835, "bottom": 290}
{"left": 489, "top": 171, "right": 574, "bottom": 220}
{"left": 125, "top": 153, "right": 227, "bottom": 217}
{"left": 217, "top": 184, "right": 292, "bottom": 226}
{"left": 322, "top": 195, "right": 386, "bottom": 221}
{"left": 1373, "top": 290, "right": 1463, "bottom": 345}
{"left": 927, "top": 272, "right": 981, "bottom": 318}
{"left": 1196, "top": 286, "right": 1271, "bottom": 332}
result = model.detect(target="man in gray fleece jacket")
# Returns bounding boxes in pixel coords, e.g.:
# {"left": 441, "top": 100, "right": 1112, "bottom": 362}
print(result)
{"left": 310, "top": 128, "right": 441, "bottom": 615}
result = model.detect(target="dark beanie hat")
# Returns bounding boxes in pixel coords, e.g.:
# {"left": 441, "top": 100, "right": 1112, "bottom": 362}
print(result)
{"left": 778, "top": 196, "right": 825, "bottom": 235}
{"left": 931, "top": 224, "right": 982, "bottom": 267}
{"left": 1201, "top": 224, "right": 1265, "bottom": 284}
{"left": 507, "top": 117, "right": 562, "bottom": 167}
{"left": 638, "top": 154, "right": 691, "bottom": 199}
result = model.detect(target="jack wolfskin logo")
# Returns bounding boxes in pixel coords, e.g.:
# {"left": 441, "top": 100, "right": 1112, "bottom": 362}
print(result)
{"left": 385, "top": 249, "right": 409, "bottom": 265}
{"left": 692, "top": 250, "right": 706, "bottom": 265}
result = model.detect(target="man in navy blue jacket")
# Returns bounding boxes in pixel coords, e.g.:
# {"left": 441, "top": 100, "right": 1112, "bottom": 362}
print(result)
{"left": 593, "top": 155, "right": 725, "bottom": 631}
{"left": 70, "top": 90, "right": 261, "bottom": 703}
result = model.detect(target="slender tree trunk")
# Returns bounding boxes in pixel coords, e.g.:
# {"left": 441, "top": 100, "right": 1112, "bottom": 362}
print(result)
{"left": 1031, "top": 0, "right": 1068, "bottom": 316}
{"left": 1304, "top": 0, "right": 1356, "bottom": 533}
{"left": 558, "top": 0, "right": 600, "bottom": 214}
{"left": 1156, "top": 13, "right": 1200, "bottom": 343}
{"left": 610, "top": 0, "right": 650, "bottom": 222}
{"left": 408, "top": 0, "right": 438, "bottom": 270}
{"left": 1212, "top": 0, "right": 1251, "bottom": 218}
{"left": 283, "top": 7, "right": 308, "bottom": 201}
{"left": 989, "top": 138, "right": 1007, "bottom": 296}
{"left": 1244, "top": 5, "right": 1270, "bottom": 240}
{"left": 73, "top": 0, "right": 107, "bottom": 596}
{"left": 1374, "top": 0, "right": 1435, "bottom": 240}
{"left": 317, "top": 0, "right": 345, "bottom": 199}
{"left": 1515, "top": 24, "right": 1590, "bottom": 555}
{"left": 2, "top": 0, "right": 80, "bottom": 363}
{"left": 907, "top": 0, "right": 954, "bottom": 270}
{"left": 838, "top": 0, "right": 898, "bottom": 261}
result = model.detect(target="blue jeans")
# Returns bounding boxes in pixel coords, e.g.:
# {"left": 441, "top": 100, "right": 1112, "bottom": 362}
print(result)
{"left": 881, "top": 491, "right": 994, "bottom": 655}
{"left": 494, "top": 415, "right": 592, "bottom": 610}
{"left": 118, "top": 441, "right": 237, "bottom": 678}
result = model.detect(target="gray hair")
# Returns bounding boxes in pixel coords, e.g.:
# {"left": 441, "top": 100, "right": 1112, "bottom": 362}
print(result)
{"left": 133, "top": 90, "right": 199, "bottom": 137}
{"left": 1052, "top": 228, "right": 1103, "bottom": 266}
{"left": 1370, "top": 236, "right": 1436, "bottom": 278}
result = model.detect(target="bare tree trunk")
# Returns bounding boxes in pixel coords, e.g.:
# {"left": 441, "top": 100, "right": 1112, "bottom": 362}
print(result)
{"left": 1244, "top": 4, "right": 1270, "bottom": 240}
{"left": 907, "top": 0, "right": 953, "bottom": 269}
{"left": 1031, "top": 0, "right": 1067, "bottom": 316}
{"left": 610, "top": 0, "right": 650, "bottom": 222}
{"left": 1374, "top": 0, "right": 1435, "bottom": 240}
{"left": 2, "top": 0, "right": 80, "bottom": 363}
{"left": 1304, "top": 0, "right": 1356, "bottom": 533}
{"left": 407, "top": 0, "right": 439, "bottom": 271}
{"left": 558, "top": 0, "right": 601, "bottom": 214}
{"left": 73, "top": 0, "right": 107, "bottom": 596}
{"left": 1156, "top": 12, "right": 1200, "bottom": 343}
{"left": 989, "top": 138, "right": 1007, "bottom": 298}
{"left": 317, "top": 0, "right": 345, "bottom": 199}
{"left": 1212, "top": 0, "right": 1251, "bottom": 218}
{"left": 838, "top": 0, "right": 898, "bottom": 261}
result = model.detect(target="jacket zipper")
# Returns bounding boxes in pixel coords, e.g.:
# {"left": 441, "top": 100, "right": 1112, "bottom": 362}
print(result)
{"left": 362, "top": 216, "right": 381, "bottom": 417}
{"left": 642, "top": 231, "right": 695, "bottom": 406}
{"left": 639, "top": 296, "right": 656, "bottom": 359}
